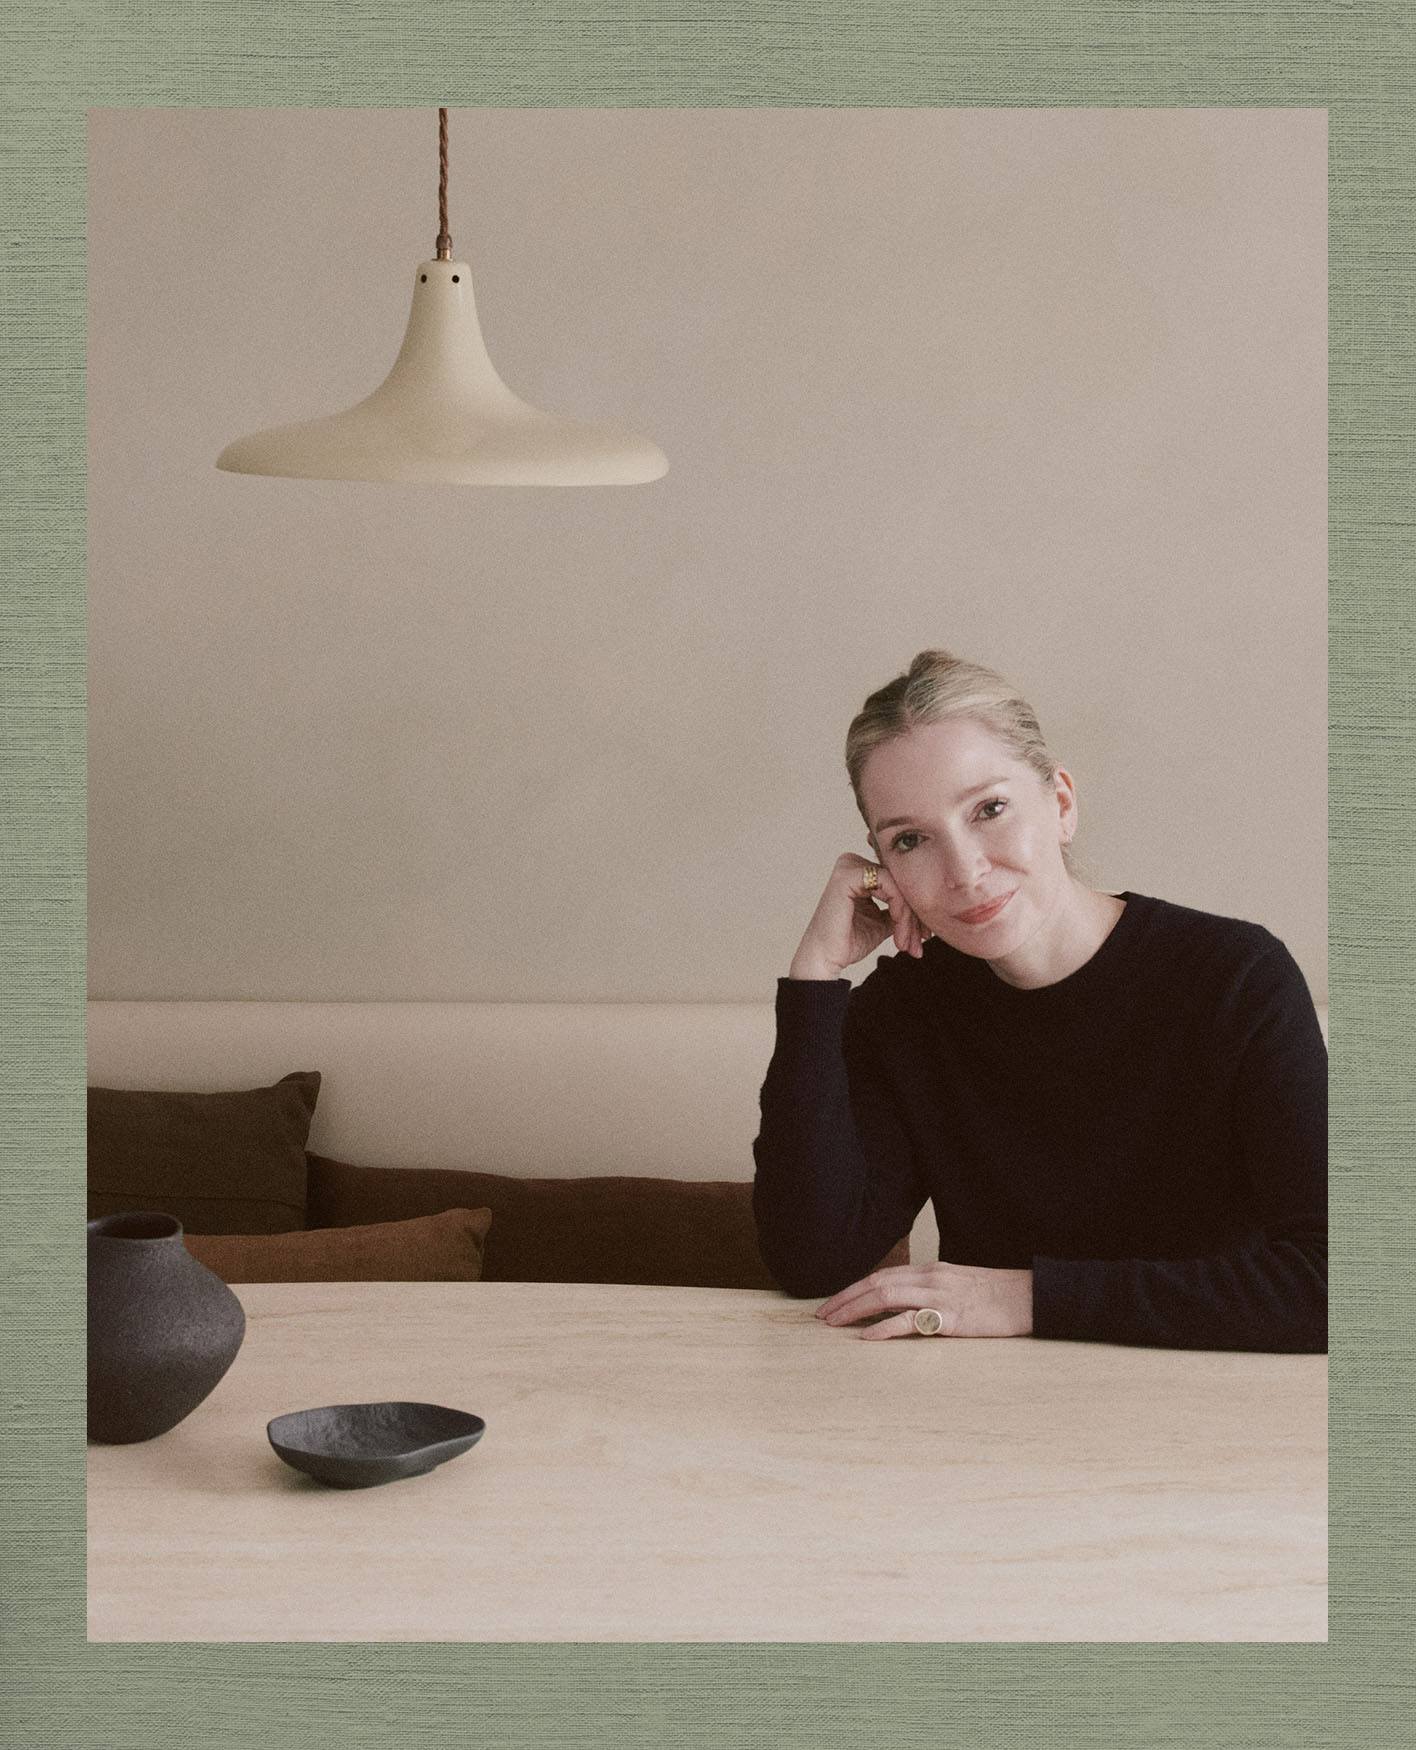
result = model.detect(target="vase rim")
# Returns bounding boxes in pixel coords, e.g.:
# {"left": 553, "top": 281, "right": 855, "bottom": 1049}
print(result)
{"left": 88, "top": 1210, "right": 185, "bottom": 1242}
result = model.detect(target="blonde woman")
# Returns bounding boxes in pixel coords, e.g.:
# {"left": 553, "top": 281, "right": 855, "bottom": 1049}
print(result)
{"left": 752, "top": 650, "right": 1327, "bottom": 1352}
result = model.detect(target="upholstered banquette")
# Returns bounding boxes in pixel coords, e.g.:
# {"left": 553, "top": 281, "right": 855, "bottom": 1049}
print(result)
{"left": 86, "top": 1001, "right": 919, "bottom": 1287}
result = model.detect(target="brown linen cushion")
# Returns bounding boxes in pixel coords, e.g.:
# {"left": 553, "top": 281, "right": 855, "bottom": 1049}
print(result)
{"left": 305, "top": 1154, "right": 910, "bottom": 1290}
{"left": 183, "top": 1206, "right": 492, "bottom": 1283}
{"left": 87, "top": 1071, "right": 320, "bottom": 1235}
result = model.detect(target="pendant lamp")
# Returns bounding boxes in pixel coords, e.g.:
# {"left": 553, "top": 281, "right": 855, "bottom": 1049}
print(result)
{"left": 216, "top": 110, "right": 667, "bottom": 485}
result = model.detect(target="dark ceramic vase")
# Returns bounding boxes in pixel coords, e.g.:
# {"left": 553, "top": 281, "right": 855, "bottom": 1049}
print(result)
{"left": 87, "top": 1210, "right": 246, "bottom": 1444}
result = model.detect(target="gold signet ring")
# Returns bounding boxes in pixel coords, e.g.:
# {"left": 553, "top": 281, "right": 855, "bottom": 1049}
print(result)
{"left": 913, "top": 1308, "right": 944, "bottom": 1336}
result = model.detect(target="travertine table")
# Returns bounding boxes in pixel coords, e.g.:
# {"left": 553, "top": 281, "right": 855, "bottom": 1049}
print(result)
{"left": 87, "top": 1280, "right": 1326, "bottom": 1641}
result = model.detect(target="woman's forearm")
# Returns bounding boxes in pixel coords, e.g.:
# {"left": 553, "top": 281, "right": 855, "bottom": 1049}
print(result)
{"left": 1030, "top": 1223, "right": 1327, "bottom": 1352}
{"left": 752, "top": 978, "right": 924, "bottom": 1297}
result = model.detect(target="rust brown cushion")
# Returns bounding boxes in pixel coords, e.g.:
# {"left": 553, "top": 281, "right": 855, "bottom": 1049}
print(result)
{"left": 87, "top": 1072, "right": 320, "bottom": 1234}
{"left": 305, "top": 1154, "right": 909, "bottom": 1290}
{"left": 183, "top": 1206, "right": 492, "bottom": 1284}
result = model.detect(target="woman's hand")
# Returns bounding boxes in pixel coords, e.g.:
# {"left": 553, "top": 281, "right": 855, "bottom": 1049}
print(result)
{"left": 815, "top": 1262, "right": 1034, "bottom": 1338}
{"left": 788, "top": 853, "right": 930, "bottom": 980}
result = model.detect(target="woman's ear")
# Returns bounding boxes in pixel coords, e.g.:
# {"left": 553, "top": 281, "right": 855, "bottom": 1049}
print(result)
{"left": 1052, "top": 765, "right": 1079, "bottom": 841}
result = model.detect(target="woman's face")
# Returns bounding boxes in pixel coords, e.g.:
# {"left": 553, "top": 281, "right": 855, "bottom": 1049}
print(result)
{"left": 858, "top": 717, "right": 1077, "bottom": 960}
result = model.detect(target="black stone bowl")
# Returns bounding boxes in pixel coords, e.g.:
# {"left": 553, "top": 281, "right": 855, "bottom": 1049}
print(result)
{"left": 267, "top": 1401, "right": 486, "bottom": 1489}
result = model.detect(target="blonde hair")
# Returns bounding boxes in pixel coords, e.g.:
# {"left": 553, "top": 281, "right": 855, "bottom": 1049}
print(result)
{"left": 846, "top": 648, "right": 1076, "bottom": 869}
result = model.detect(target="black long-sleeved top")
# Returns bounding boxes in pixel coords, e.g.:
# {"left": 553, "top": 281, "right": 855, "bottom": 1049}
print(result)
{"left": 752, "top": 890, "right": 1327, "bottom": 1352}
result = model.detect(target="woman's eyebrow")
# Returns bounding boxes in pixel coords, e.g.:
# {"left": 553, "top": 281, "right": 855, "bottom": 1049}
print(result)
{"left": 875, "top": 777, "right": 1010, "bottom": 834}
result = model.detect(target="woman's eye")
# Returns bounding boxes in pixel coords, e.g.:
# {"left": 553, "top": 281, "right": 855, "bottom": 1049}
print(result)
{"left": 890, "top": 831, "right": 923, "bottom": 853}
{"left": 977, "top": 798, "right": 1008, "bottom": 821}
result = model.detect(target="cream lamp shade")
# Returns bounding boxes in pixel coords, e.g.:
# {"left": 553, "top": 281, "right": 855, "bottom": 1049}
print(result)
{"left": 217, "top": 109, "right": 667, "bottom": 487}
{"left": 216, "top": 257, "right": 668, "bottom": 486}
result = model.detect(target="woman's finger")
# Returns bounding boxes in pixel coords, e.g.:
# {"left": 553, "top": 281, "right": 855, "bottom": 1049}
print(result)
{"left": 875, "top": 887, "right": 907, "bottom": 953}
{"left": 883, "top": 890, "right": 915, "bottom": 953}
{"left": 873, "top": 866, "right": 904, "bottom": 904}
{"left": 846, "top": 857, "right": 884, "bottom": 895}
{"left": 815, "top": 1266, "right": 918, "bottom": 1319}
{"left": 819, "top": 1271, "right": 935, "bottom": 1324}
{"left": 857, "top": 1310, "right": 924, "bottom": 1341}
{"left": 850, "top": 868, "right": 893, "bottom": 926}
{"left": 869, "top": 869, "right": 926, "bottom": 959}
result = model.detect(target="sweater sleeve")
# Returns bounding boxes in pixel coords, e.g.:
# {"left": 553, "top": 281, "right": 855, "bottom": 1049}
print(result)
{"left": 1031, "top": 942, "right": 1328, "bottom": 1352}
{"left": 751, "top": 976, "right": 928, "bottom": 1298}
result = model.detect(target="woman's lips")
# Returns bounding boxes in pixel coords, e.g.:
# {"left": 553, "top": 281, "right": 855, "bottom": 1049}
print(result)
{"left": 954, "top": 891, "right": 1015, "bottom": 926}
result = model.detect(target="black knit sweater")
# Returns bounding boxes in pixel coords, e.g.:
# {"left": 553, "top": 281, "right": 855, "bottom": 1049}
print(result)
{"left": 752, "top": 891, "right": 1327, "bottom": 1352}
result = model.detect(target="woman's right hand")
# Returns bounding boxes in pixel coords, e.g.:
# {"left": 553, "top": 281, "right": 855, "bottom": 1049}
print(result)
{"left": 788, "top": 853, "right": 929, "bottom": 980}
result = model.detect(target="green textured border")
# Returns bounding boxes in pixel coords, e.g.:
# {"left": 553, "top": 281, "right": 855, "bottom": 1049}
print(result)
{"left": 3, "top": 4, "right": 1411, "bottom": 1746}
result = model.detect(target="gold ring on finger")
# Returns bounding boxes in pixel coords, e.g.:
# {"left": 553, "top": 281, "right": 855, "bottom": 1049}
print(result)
{"left": 913, "top": 1308, "right": 944, "bottom": 1336}
{"left": 861, "top": 864, "right": 880, "bottom": 893}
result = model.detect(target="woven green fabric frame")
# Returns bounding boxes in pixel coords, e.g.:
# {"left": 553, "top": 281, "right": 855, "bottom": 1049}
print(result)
{"left": 3, "top": 4, "right": 1410, "bottom": 1746}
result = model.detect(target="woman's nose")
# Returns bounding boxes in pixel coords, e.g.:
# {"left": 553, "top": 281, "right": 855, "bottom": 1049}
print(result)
{"left": 938, "top": 837, "right": 990, "bottom": 889}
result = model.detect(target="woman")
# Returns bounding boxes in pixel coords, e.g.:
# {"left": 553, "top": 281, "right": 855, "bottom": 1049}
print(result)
{"left": 751, "top": 649, "right": 1327, "bottom": 1352}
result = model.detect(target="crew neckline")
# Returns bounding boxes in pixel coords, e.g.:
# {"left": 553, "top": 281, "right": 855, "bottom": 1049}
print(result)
{"left": 940, "top": 890, "right": 1148, "bottom": 1003}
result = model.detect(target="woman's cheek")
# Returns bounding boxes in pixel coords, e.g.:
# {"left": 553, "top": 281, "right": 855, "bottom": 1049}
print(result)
{"left": 995, "top": 819, "right": 1039, "bottom": 868}
{"left": 888, "top": 863, "right": 929, "bottom": 917}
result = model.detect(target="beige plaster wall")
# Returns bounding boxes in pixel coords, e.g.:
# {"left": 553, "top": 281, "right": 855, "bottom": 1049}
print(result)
{"left": 88, "top": 107, "right": 1327, "bottom": 1002}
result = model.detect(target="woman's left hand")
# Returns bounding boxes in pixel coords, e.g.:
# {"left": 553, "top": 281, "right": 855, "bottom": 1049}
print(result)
{"left": 815, "top": 1262, "right": 1034, "bottom": 1338}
